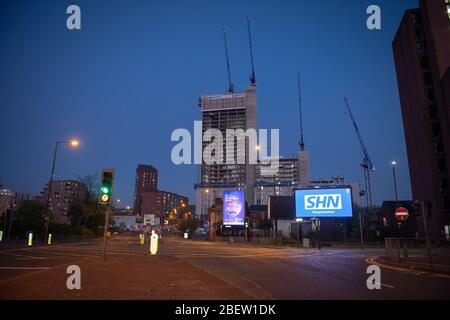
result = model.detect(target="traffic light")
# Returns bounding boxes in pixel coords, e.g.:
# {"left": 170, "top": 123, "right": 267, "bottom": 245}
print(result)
{"left": 99, "top": 169, "right": 115, "bottom": 205}
{"left": 412, "top": 200, "right": 421, "bottom": 217}
{"left": 244, "top": 217, "right": 250, "bottom": 229}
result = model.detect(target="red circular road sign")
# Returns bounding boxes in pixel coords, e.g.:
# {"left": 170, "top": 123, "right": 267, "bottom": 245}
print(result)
{"left": 395, "top": 207, "right": 409, "bottom": 221}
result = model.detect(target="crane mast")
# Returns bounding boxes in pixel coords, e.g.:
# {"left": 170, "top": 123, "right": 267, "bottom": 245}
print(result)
{"left": 246, "top": 16, "right": 256, "bottom": 86}
{"left": 297, "top": 73, "right": 304, "bottom": 150}
{"left": 223, "top": 28, "right": 234, "bottom": 93}
{"left": 344, "top": 97, "right": 375, "bottom": 207}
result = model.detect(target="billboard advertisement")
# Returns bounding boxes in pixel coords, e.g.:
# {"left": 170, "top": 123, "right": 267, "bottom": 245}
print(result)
{"left": 223, "top": 190, "right": 245, "bottom": 225}
{"left": 295, "top": 187, "right": 353, "bottom": 218}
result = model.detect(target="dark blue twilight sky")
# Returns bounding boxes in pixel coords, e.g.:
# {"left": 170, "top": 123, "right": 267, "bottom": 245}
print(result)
{"left": 0, "top": 0, "right": 418, "bottom": 208}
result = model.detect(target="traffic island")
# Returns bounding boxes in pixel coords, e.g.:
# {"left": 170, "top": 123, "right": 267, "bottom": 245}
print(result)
{"left": 370, "top": 256, "right": 450, "bottom": 276}
{"left": 0, "top": 254, "right": 253, "bottom": 300}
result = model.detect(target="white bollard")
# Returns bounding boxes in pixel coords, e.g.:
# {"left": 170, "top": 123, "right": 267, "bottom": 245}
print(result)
{"left": 28, "top": 232, "right": 33, "bottom": 246}
{"left": 48, "top": 233, "right": 52, "bottom": 245}
{"left": 0, "top": 230, "right": 3, "bottom": 242}
{"left": 150, "top": 230, "right": 158, "bottom": 255}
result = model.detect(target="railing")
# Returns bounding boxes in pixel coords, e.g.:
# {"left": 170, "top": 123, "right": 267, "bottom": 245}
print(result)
{"left": 384, "top": 237, "right": 450, "bottom": 268}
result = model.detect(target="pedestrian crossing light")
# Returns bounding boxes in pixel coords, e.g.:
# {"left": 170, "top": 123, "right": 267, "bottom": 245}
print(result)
{"left": 244, "top": 217, "right": 249, "bottom": 229}
{"left": 99, "top": 169, "right": 115, "bottom": 205}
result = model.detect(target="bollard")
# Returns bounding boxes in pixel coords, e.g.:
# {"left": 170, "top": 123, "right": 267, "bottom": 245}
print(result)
{"left": 150, "top": 230, "right": 158, "bottom": 255}
{"left": 48, "top": 233, "right": 52, "bottom": 245}
{"left": 28, "top": 232, "right": 33, "bottom": 246}
{"left": 0, "top": 230, "right": 3, "bottom": 242}
{"left": 139, "top": 233, "right": 145, "bottom": 245}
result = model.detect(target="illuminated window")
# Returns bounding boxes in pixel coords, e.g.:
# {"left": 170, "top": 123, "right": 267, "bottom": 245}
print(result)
{"left": 446, "top": 0, "right": 450, "bottom": 20}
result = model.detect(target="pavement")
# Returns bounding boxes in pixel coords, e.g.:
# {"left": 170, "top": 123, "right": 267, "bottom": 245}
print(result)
{"left": 1, "top": 235, "right": 450, "bottom": 299}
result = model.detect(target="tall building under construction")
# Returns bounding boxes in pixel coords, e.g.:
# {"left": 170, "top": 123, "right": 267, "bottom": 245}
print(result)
{"left": 195, "top": 85, "right": 257, "bottom": 220}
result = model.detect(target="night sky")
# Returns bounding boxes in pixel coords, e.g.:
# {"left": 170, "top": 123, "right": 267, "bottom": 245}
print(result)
{"left": 0, "top": 0, "right": 418, "bottom": 208}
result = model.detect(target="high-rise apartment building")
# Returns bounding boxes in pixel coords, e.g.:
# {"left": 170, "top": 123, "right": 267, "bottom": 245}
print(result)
{"left": 133, "top": 164, "right": 158, "bottom": 216}
{"left": 195, "top": 85, "right": 257, "bottom": 220}
{"left": 42, "top": 180, "right": 87, "bottom": 224}
{"left": 392, "top": 0, "right": 450, "bottom": 236}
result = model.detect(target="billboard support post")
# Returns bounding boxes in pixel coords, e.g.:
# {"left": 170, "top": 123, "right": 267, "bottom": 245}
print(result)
{"left": 359, "top": 211, "right": 364, "bottom": 250}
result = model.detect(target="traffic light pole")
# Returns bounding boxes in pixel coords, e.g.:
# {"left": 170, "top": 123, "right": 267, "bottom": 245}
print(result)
{"left": 103, "top": 205, "right": 111, "bottom": 261}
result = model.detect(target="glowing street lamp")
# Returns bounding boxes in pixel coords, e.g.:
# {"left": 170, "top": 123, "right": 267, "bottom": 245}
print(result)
{"left": 391, "top": 161, "right": 399, "bottom": 201}
{"left": 43, "top": 138, "right": 80, "bottom": 244}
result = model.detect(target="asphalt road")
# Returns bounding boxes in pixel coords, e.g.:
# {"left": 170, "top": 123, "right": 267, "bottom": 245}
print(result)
{"left": 1, "top": 236, "right": 449, "bottom": 299}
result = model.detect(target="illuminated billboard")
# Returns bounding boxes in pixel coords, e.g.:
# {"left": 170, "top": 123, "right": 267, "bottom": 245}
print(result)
{"left": 295, "top": 187, "right": 353, "bottom": 218}
{"left": 223, "top": 190, "right": 245, "bottom": 225}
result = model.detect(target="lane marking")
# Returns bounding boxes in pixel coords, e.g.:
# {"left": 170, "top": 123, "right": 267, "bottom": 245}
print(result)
{"left": 0, "top": 266, "right": 51, "bottom": 270}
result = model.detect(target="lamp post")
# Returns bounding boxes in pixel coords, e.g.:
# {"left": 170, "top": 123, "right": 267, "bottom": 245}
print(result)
{"left": 43, "top": 139, "right": 79, "bottom": 244}
{"left": 391, "top": 161, "right": 398, "bottom": 201}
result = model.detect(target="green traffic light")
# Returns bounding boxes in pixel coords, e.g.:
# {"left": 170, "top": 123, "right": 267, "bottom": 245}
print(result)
{"left": 101, "top": 186, "right": 109, "bottom": 194}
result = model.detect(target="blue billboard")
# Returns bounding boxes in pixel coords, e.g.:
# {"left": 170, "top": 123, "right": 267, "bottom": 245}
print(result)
{"left": 295, "top": 187, "right": 353, "bottom": 218}
{"left": 223, "top": 190, "right": 245, "bottom": 225}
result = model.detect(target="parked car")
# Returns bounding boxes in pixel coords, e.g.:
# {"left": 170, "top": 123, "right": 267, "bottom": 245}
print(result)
{"left": 193, "top": 227, "right": 207, "bottom": 236}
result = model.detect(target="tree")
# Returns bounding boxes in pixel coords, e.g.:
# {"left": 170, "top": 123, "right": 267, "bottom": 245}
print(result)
{"left": 13, "top": 200, "right": 46, "bottom": 235}
{"left": 76, "top": 173, "right": 98, "bottom": 201}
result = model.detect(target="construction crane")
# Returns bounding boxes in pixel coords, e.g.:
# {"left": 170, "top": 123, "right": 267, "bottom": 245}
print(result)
{"left": 297, "top": 73, "right": 305, "bottom": 151}
{"left": 344, "top": 97, "right": 375, "bottom": 208}
{"left": 223, "top": 27, "right": 234, "bottom": 93}
{"left": 246, "top": 16, "right": 256, "bottom": 86}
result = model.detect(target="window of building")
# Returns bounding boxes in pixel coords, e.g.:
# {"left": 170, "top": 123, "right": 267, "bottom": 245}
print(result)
{"left": 422, "top": 72, "right": 432, "bottom": 86}
{"left": 420, "top": 56, "right": 429, "bottom": 69}
{"left": 440, "top": 177, "right": 449, "bottom": 193}
{"left": 424, "top": 88, "right": 435, "bottom": 102}
{"left": 429, "top": 105, "right": 438, "bottom": 119}
{"left": 432, "top": 140, "right": 444, "bottom": 155}
{"left": 416, "top": 42, "right": 426, "bottom": 56}
{"left": 431, "top": 123, "right": 442, "bottom": 138}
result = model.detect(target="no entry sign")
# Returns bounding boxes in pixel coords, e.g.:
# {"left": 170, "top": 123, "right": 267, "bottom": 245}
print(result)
{"left": 395, "top": 207, "right": 409, "bottom": 221}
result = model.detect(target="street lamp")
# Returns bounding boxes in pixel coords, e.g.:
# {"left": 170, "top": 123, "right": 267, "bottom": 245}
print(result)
{"left": 391, "top": 161, "right": 399, "bottom": 201}
{"left": 43, "top": 139, "right": 79, "bottom": 243}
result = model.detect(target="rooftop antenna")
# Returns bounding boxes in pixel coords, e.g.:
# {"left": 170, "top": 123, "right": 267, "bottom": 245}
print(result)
{"left": 246, "top": 16, "right": 256, "bottom": 86}
{"left": 297, "top": 73, "right": 305, "bottom": 150}
{"left": 223, "top": 27, "right": 234, "bottom": 93}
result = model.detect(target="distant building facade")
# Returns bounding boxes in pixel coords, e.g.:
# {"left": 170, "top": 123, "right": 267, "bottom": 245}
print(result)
{"left": 133, "top": 164, "right": 158, "bottom": 216}
{"left": 393, "top": 0, "right": 450, "bottom": 237}
{"left": 141, "top": 191, "right": 188, "bottom": 219}
{"left": 42, "top": 180, "right": 87, "bottom": 224}
{"left": 309, "top": 176, "right": 361, "bottom": 208}
{"left": 0, "top": 188, "right": 35, "bottom": 218}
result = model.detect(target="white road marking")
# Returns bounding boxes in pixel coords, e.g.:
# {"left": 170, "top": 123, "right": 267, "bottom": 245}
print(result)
{"left": 0, "top": 266, "right": 51, "bottom": 270}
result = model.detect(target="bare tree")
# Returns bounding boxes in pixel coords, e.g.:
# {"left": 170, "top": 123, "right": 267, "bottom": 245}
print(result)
{"left": 76, "top": 173, "right": 99, "bottom": 200}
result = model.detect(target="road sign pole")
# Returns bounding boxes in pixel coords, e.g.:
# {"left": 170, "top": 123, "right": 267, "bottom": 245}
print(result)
{"left": 420, "top": 201, "right": 433, "bottom": 267}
